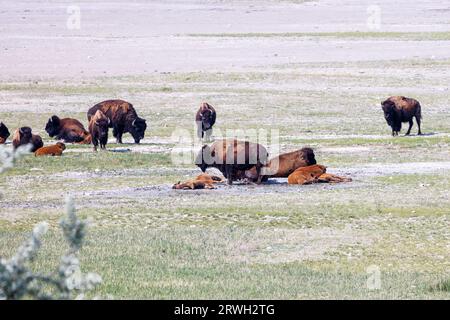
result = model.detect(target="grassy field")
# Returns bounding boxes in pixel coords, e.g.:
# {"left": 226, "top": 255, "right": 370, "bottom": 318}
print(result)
{"left": 1, "top": 55, "right": 449, "bottom": 299}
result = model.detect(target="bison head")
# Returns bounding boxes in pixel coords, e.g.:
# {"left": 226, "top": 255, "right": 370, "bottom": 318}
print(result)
{"left": 195, "top": 145, "right": 214, "bottom": 172}
{"left": 0, "top": 122, "right": 10, "bottom": 141}
{"left": 96, "top": 117, "right": 110, "bottom": 140}
{"left": 130, "top": 117, "right": 147, "bottom": 144}
{"left": 381, "top": 100, "right": 401, "bottom": 132}
{"left": 18, "top": 126, "right": 32, "bottom": 142}
{"left": 199, "top": 106, "right": 215, "bottom": 130}
{"left": 301, "top": 147, "right": 317, "bottom": 166}
{"left": 45, "top": 115, "right": 61, "bottom": 137}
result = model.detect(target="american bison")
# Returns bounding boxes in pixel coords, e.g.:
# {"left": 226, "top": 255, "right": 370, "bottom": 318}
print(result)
{"left": 35, "top": 142, "right": 66, "bottom": 157}
{"left": 242, "top": 148, "right": 317, "bottom": 181}
{"left": 196, "top": 139, "right": 268, "bottom": 185}
{"left": 12, "top": 127, "right": 43, "bottom": 152}
{"left": 88, "top": 110, "right": 110, "bottom": 152}
{"left": 0, "top": 122, "right": 10, "bottom": 144}
{"left": 87, "top": 99, "right": 147, "bottom": 144}
{"left": 195, "top": 102, "right": 216, "bottom": 141}
{"left": 45, "top": 115, "right": 91, "bottom": 144}
{"left": 172, "top": 173, "right": 224, "bottom": 190}
{"left": 287, "top": 164, "right": 327, "bottom": 185}
{"left": 381, "top": 96, "right": 422, "bottom": 136}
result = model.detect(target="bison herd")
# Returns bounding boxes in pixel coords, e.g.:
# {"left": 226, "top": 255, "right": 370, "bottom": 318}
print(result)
{"left": 0, "top": 95, "right": 425, "bottom": 188}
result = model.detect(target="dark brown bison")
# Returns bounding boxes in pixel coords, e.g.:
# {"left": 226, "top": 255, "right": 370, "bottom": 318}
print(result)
{"left": 45, "top": 115, "right": 91, "bottom": 144}
{"left": 35, "top": 142, "right": 66, "bottom": 157}
{"left": 87, "top": 99, "right": 147, "bottom": 144}
{"left": 195, "top": 139, "right": 268, "bottom": 185}
{"left": 195, "top": 102, "right": 216, "bottom": 140}
{"left": 0, "top": 122, "right": 10, "bottom": 144}
{"left": 242, "top": 148, "right": 317, "bottom": 181}
{"left": 12, "top": 127, "right": 43, "bottom": 152}
{"left": 381, "top": 96, "right": 422, "bottom": 136}
{"left": 88, "top": 110, "right": 110, "bottom": 152}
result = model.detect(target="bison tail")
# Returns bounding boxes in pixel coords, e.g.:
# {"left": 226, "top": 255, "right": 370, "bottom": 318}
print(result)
{"left": 417, "top": 102, "right": 423, "bottom": 119}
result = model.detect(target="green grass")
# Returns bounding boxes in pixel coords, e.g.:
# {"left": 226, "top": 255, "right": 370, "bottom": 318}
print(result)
{"left": 1, "top": 57, "right": 449, "bottom": 299}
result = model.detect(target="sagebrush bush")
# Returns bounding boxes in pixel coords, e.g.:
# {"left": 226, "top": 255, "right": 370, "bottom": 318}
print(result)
{"left": 0, "top": 145, "right": 101, "bottom": 299}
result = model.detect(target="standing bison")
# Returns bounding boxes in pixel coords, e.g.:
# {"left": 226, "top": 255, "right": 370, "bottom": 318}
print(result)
{"left": 196, "top": 139, "right": 268, "bottom": 185}
{"left": 195, "top": 102, "right": 216, "bottom": 141}
{"left": 87, "top": 99, "right": 147, "bottom": 144}
{"left": 88, "top": 110, "right": 110, "bottom": 152}
{"left": 12, "top": 127, "right": 43, "bottom": 152}
{"left": 381, "top": 96, "right": 422, "bottom": 136}
{"left": 0, "top": 122, "right": 10, "bottom": 144}
{"left": 45, "top": 115, "right": 91, "bottom": 144}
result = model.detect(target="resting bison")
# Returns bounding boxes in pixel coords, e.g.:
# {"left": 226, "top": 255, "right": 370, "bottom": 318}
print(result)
{"left": 35, "top": 142, "right": 66, "bottom": 157}
{"left": 242, "top": 148, "right": 317, "bottom": 181}
{"left": 45, "top": 115, "right": 91, "bottom": 144}
{"left": 0, "top": 122, "right": 10, "bottom": 144}
{"left": 196, "top": 139, "right": 268, "bottom": 185}
{"left": 88, "top": 110, "right": 109, "bottom": 151}
{"left": 195, "top": 102, "right": 216, "bottom": 141}
{"left": 87, "top": 99, "right": 147, "bottom": 144}
{"left": 381, "top": 96, "right": 422, "bottom": 136}
{"left": 288, "top": 164, "right": 327, "bottom": 185}
{"left": 172, "top": 173, "right": 224, "bottom": 190}
{"left": 12, "top": 127, "right": 43, "bottom": 152}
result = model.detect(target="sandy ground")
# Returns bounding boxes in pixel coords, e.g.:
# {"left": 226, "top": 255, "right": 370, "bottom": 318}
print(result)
{"left": 1, "top": 0, "right": 450, "bottom": 79}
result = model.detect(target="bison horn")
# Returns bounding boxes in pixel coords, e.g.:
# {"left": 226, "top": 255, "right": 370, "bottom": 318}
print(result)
{"left": 132, "top": 119, "right": 136, "bottom": 127}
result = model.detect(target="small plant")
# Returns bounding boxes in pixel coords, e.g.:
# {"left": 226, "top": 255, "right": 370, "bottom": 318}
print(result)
{"left": 0, "top": 145, "right": 101, "bottom": 299}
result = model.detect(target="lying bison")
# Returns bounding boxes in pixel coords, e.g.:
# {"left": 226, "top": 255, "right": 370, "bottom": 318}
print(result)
{"left": 87, "top": 99, "right": 147, "bottom": 144}
{"left": 88, "top": 110, "right": 110, "bottom": 152}
{"left": 288, "top": 164, "right": 327, "bottom": 185}
{"left": 195, "top": 102, "right": 216, "bottom": 141}
{"left": 242, "top": 148, "right": 317, "bottom": 181}
{"left": 0, "top": 122, "right": 10, "bottom": 144}
{"left": 12, "top": 127, "right": 43, "bottom": 152}
{"left": 35, "top": 142, "right": 66, "bottom": 157}
{"left": 196, "top": 139, "right": 268, "bottom": 185}
{"left": 381, "top": 96, "right": 422, "bottom": 136}
{"left": 45, "top": 115, "right": 91, "bottom": 144}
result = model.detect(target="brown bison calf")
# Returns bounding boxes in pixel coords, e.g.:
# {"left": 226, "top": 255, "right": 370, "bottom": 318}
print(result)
{"left": 12, "top": 127, "right": 43, "bottom": 152}
{"left": 172, "top": 173, "right": 224, "bottom": 190}
{"left": 0, "top": 122, "right": 10, "bottom": 144}
{"left": 243, "top": 148, "right": 317, "bottom": 181}
{"left": 35, "top": 142, "right": 66, "bottom": 156}
{"left": 195, "top": 102, "right": 216, "bottom": 141}
{"left": 88, "top": 110, "right": 110, "bottom": 152}
{"left": 287, "top": 164, "right": 327, "bottom": 185}
{"left": 196, "top": 139, "right": 268, "bottom": 185}
{"left": 45, "top": 115, "right": 91, "bottom": 144}
{"left": 317, "top": 173, "right": 352, "bottom": 183}
{"left": 381, "top": 96, "right": 422, "bottom": 136}
{"left": 87, "top": 99, "right": 147, "bottom": 144}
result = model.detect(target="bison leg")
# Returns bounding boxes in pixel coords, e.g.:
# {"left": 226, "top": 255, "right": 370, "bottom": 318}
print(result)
{"left": 405, "top": 119, "right": 413, "bottom": 136}
{"left": 416, "top": 116, "right": 422, "bottom": 135}
{"left": 225, "top": 165, "right": 233, "bottom": 185}
{"left": 113, "top": 125, "right": 124, "bottom": 143}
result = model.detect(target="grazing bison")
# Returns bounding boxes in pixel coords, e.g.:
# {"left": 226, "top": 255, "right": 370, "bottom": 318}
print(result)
{"left": 45, "top": 115, "right": 91, "bottom": 144}
{"left": 12, "top": 127, "right": 43, "bottom": 152}
{"left": 35, "top": 142, "right": 66, "bottom": 157}
{"left": 172, "top": 173, "right": 224, "bottom": 190}
{"left": 0, "top": 122, "right": 10, "bottom": 144}
{"left": 381, "top": 96, "right": 422, "bottom": 136}
{"left": 287, "top": 164, "right": 327, "bottom": 185}
{"left": 87, "top": 99, "right": 147, "bottom": 144}
{"left": 196, "top": 139, "right": 268, "bottom": 185}
{"left": 242, "top": 148, "right": 317, "bottom": 181}
{"left": 195, "top": 102, "right": 216, "bottom": 141}
{"left": 88, "top": 110, "right": 109, "bottom": 151}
